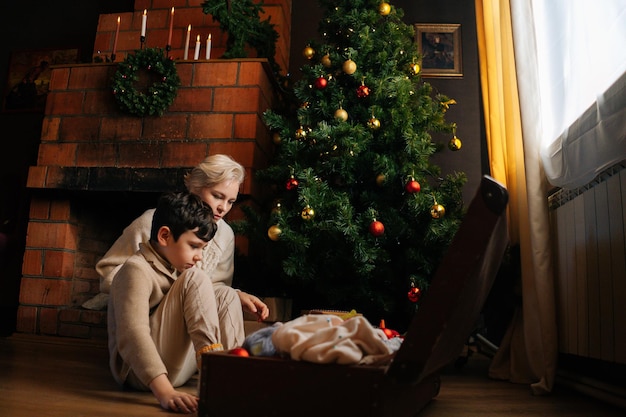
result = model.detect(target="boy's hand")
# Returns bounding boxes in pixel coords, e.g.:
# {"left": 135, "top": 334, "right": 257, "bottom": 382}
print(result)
{"left": 150, "top": 374, "right": 198, "bottom": 413}
{"left": 237, "top": 291, "right": 270, "bottom": 321}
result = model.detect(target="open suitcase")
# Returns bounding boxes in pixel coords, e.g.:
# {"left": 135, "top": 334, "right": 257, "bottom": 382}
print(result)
{"left": 199, "top": 175, "right": 509, "bottom": 417}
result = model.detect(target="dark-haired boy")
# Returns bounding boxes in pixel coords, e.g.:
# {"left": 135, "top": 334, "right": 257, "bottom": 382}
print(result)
{"left": 107, "top": 191, "right": 223, "bottom": 414}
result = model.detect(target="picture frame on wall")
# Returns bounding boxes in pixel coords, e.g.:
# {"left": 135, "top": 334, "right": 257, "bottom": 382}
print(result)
{"left": 3, "top": 47, "right": 79, "bottom": 112}
{"left": 414, "top": 24, "right": 463, "bottom": 78}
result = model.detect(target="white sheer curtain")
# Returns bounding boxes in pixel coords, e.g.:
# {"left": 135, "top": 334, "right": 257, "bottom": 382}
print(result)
{"left": 519, "top": 0, "right": 626, "bottom": 190}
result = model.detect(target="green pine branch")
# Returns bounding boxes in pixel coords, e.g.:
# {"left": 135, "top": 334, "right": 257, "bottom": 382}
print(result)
{"left": 201, "top": 0, "right": 281, "bottom": 78}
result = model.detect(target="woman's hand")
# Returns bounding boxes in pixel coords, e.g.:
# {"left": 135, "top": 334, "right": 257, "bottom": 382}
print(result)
{"left": 237, "top": 291, "right": 270, "bottom": 321}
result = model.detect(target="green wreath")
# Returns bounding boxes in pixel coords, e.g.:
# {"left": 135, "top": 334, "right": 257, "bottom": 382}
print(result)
{"left": 111, "top": 47, "right": 180, "bottom": 117}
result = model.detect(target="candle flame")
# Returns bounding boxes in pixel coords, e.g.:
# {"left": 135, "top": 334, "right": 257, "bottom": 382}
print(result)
{"left": 143, "top": 9, "right": 147, "bottom": 15}
{"left": 117, "top": 16, "right": 120, "bottom": 24}
{"left": 196, "top": 34, "right": 200, "bottom": 41}
{"left": 171, "top": 7, "right": 174, "bottom": 15}
{"left": 187, "top": 24, "right": 191, "bottom": 31}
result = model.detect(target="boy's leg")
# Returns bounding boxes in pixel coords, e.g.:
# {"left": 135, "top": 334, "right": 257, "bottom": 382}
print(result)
{"left": 214, "top": 286, "right": 245, "bottom": 349}
{"left": 150, "top": 268, "right": 222, "bottom": 387}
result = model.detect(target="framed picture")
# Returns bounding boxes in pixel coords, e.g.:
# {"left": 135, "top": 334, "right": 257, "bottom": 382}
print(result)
{"left": 3, "top": 47, "right": 79, "bottom": 112}
{"left": 415, "top": 24, "right": 462, "bottom": 78}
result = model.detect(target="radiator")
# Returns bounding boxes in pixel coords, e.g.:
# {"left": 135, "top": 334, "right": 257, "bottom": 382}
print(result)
{"left": 548, "top": 161, "right": 626, "bottom": 364}
{"left": 548, "top": 161, "right": 626, "bottom": 409}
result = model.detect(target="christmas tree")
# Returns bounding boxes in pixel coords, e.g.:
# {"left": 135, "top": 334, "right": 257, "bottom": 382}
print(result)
{"left": 236, "top": 0, "right": 467, "bottom": 331}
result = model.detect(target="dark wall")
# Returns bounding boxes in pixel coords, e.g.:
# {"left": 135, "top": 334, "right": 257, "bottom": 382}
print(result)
{"left": 403, "top": 1, "right": 485, "bottom": 200}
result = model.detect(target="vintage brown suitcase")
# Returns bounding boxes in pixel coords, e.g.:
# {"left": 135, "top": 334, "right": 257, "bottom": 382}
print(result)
{"left": 199, "top": 175, "right": 509, "bottom": 417}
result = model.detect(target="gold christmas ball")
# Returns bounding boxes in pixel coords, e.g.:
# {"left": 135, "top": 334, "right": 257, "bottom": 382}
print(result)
{"left": 342, "top": 59, "right": 357, "bottom": 75}
{"left": 409, "top": 63, "right": 420, "bottom": 75}
{"left": 376, "top": 173, "right": 386, "bottom": 186}
{"left": 267, "top": 224, "right": 282, "bottom": 241}
{"left": 272, "top": 132, "right": 282, "bottom": 145}
{"left": 334, "top": 108, "right": 348, "bottom": 121}
{"left": 302, "top": 46, "right": 315, "bottom": 59}
{"left": 378, "top": 2, "right": 391, "bottom": 16}
{"left": 321, "top": 54, "right": 332, "bottom": 68}
{"left": 448, "top": 136, "right": 462, "bottom": 151}
{"left": 430, "top": 203, "right": 446, "bottom": 219}
{"left": 367, "top": 117, "right": 381, "bottom": 130}
{"left": 301, "top": 206, "right": 315, "bottom": 220}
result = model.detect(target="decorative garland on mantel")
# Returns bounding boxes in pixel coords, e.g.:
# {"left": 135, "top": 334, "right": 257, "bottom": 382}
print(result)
{"left": 111, "top": 47, "right": 180, "bottom": 117}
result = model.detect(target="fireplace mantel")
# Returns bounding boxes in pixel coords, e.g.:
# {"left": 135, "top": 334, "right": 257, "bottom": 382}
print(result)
{"left": 27, "top": 166, "right": 187, "bottom": 192}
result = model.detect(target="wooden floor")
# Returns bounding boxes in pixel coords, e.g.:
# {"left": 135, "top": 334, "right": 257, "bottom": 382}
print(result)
{"left": 0, "top": 334, "right": 624, "bottom": 417}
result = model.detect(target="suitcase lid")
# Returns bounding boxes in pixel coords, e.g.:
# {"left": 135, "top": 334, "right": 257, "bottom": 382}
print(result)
{"left": 386, "top": 175, "right": 509, "bottom": 383}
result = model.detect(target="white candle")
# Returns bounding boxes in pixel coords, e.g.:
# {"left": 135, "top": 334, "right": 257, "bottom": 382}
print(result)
{"left": 167, "top": 7, "right": 174, "bottom": 47}
{"left": 140, "top": 9, "right": 147, "bottom": 37}
{"left": 112, "top": 16, "right": 121, "bottom": 55}
{"left": 194, "top": 34, "right": 201, "bottom": 60}
{"left": 206, "top": 34, "right": 212, "bottom": 59}
{"left": 183, "top": 24, "right": 191, "bottom": 60}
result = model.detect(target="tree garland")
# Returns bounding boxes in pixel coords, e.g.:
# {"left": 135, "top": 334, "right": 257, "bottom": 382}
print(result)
{"left": 111, "top": 47, "right": 180, "bottom": 117}
{"left": 201, "top": 0, "right": 282, "bottom": 79}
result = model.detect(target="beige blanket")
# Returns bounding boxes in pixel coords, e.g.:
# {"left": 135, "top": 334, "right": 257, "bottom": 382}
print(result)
{"left": 271, "top": 314, "right": 401, "bottom": 365}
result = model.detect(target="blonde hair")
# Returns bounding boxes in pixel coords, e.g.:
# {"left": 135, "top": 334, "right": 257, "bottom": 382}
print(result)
{"left": 184, "top": 154, "right": 245, "bottom": 195}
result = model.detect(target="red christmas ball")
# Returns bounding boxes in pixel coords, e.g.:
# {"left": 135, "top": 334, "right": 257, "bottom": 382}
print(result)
{"left": 228, "top": 347, "right": 250, "bottom": 357}
{"left": 379, "top": 319, "right": 400, "bottom": 339}
{"left": 408, "top": 286, "right": 421, "bottom": 303}
{"left": 369, "top": 220, "right": 385, "bottom": 237}
{"left": 286, "top": 177, "right": 299, "bottom": 190}
{"left": 382, "top": 327, "right": 400, "bottom": 339}
{"left": 405, "top": 179, "right": 421, "bottom": 193}
{"left": 356, "top": 84, "right": 370, "bottom": 98}
{"left": 314, "top": 76, "right": 328, "bottom": 89}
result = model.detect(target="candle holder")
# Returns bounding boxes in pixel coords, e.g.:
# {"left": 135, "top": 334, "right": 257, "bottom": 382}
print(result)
{"left": 140, "top": 36, "right": 146, "bottom": 50}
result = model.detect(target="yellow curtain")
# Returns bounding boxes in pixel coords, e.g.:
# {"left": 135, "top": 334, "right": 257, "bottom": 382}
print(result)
{"left": 475, "top": 0, "right": 558, "bottom": 394}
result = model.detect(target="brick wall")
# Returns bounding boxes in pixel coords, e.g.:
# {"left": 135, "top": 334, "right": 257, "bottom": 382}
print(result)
{"left": 27, "top": 59, "right": 277, "bottom": 195}
{"left": 17, "top": 0, "right": 291, "bottom": 338}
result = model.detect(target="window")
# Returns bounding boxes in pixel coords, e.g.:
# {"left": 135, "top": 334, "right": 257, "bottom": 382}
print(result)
{"left": 525, "top": 0, "right": 626, "bottom": 188}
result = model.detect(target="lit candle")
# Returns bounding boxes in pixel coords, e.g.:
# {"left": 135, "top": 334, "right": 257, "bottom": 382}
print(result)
{"left": 183, "top": 24, "right": 191, "bottom": 60}
{"left": 112, "top": 16, "right": 121, "bottom": 56}
{"left": 167, "top": 7, "right": 174, "bottom": 47}
{"left": 194, "top": 35, "right": 201, "bottom": 60}
{"left": 140, "top": 9, "right": 147, "bottom": 37}
{"left": 206, "top": 34, "right": 212, "bottom": 59}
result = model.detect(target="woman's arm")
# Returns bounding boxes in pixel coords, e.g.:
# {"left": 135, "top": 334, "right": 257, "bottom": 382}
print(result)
{"left": 96, "top": 209, "right": 155, "bottom": 293}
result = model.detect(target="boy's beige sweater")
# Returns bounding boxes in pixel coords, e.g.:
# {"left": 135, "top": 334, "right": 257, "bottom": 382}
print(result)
{"left": 107, "top": 242, "right": 177, "bottom": 387}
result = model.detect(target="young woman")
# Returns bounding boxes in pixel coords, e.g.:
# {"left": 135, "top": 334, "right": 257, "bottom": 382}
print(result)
{"left": 96, "top": 154, "right": 269, "bottom": 348}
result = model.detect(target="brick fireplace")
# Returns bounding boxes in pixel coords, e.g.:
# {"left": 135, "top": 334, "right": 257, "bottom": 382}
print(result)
{"left": 16, "top": 0, "right": 292, "bottom": 339}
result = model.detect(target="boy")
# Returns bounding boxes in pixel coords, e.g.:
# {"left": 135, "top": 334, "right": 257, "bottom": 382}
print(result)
{"left": 107, "top": 191, "right": 223, "bottom": 413}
